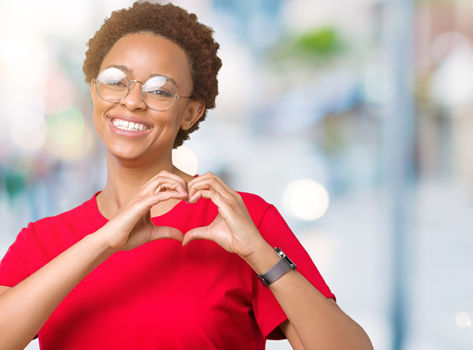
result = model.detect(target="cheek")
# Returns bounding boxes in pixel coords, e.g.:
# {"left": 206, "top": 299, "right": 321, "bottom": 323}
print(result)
{"left": 170, "top": 105, "right": 188, "bottom": 128}
{"left": 92, "top": 106, "right": 101, "bottom": 129}
{"left": 152, "top": 109, "right": 183, "bottom": 130}
{"left": 91, "top": 100, "right": 111, "bottom": 139}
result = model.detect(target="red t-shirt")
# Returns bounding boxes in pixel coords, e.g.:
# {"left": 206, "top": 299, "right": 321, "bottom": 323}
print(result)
{"left": 0, "top": 189, "right": 335, "bottom": 349}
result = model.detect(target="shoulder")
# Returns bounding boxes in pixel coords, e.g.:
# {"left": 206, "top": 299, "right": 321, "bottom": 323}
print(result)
{"left": 23, "top": 193, "right": 100, "bottom": 237}
{"left": 32, "top": 199, "right": 87, "bottom": 226}
{"left": 2, "top": 194, "right": 100, "bottom": 282}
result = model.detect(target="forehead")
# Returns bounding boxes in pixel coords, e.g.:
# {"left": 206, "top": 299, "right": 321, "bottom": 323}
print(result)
{"left": 100, "top": 32, "right": 191, "bottom": 83}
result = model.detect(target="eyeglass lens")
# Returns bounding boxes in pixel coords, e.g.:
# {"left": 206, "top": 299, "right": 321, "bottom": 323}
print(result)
{"left": 96, "top": 67, "right": 177, "bottom": 110}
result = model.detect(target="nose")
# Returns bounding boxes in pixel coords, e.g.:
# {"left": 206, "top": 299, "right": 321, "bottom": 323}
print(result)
{"left": 120, "top": 80, "right": 147, "bottom": 111}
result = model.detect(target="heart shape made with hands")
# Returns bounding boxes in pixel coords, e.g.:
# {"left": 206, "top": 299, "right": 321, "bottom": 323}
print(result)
{"left": 151, "top": 185, "right": 230, "bottom": 246}
{"left": 148, "top": 172, "right": 262, "bottom": 256}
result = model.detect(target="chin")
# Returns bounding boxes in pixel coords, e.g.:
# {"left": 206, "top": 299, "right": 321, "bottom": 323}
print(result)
{"left": 106, "top": 145, "right": 147, "bottom": 161}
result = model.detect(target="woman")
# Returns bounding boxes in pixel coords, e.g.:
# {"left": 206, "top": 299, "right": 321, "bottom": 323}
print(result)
{"left": 0, "top": 2, "right": 373, "bottom": 349}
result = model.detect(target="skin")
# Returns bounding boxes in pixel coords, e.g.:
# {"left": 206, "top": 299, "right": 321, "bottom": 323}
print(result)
{"left": 90, "top": 33, "right": 204, "bottom": 218}
{"left": 0, "top": 32, "right": 373, "bottom": 349}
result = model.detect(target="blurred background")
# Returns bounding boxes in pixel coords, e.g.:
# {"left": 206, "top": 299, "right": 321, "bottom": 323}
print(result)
{"left": 0, "top": 0, "right": 472, "bottom": 349}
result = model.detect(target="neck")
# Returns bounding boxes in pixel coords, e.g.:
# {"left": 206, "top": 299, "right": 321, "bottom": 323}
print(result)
{"left": 98, "top": 151, "right": 186, "bottom": 219}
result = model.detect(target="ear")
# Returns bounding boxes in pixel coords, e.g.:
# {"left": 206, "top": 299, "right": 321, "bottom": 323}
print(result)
{"left": 181, "top": 100, "right": 206, "bottom": 131}
{"left": 90, "top": 80, "right": 97, "bottom": 105}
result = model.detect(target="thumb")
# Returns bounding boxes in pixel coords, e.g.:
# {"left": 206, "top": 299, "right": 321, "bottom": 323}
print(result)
{"left": 150, "top": 226, "right": 184, "bottom": 242}
{"left": 182, "top": 226, "right": 212, "bottom": 246}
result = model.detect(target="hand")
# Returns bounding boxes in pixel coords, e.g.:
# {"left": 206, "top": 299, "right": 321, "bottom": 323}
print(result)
{"left": 99, "top": 170, "right": 188, "bottom": 252}
{"left": 182, "top": 172, "right": 267, "bottom": 258}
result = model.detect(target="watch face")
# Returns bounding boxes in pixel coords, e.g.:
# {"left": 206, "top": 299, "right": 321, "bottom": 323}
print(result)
{"left": 275, "top": 247, "right": 285, "bottom": 257}
{"left": 285, "top": 256, "right": 296, "bottom": 269}
{"left": 275, "top": 247, "right": 297, "bottom": 269}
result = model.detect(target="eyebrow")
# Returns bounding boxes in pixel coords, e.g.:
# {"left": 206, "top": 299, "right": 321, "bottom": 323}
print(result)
{"left": 104, "top": 64, "right": 180, "bottom": 87}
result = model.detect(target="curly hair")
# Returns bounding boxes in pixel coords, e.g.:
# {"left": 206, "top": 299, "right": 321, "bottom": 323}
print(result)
{"left": 83, "top": 1, "right": 222, "bottom": 148}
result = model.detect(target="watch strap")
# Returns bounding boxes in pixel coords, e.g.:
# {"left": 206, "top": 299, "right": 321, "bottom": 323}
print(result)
{"left": 257, "top": 247, "right": 296, "bottom": 287}
{"left": 259, "top": 258, "right": 291, "bottom": 286}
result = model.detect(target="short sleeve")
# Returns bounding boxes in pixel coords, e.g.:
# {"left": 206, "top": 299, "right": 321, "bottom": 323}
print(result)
{"left": 251, "top": 205, "right": 335, "bottom": 340}
{"left": 0, "top": 225, "right": 31, "bottom": 287}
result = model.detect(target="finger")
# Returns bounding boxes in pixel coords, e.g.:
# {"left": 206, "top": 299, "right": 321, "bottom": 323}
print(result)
{"left": 150, "top": 226, "right": 184, "bottom": 242}
{"left": 188, "top": 172, "right": 234, "bottom": 194}
{"left": 110, "top": 191, "right": 187, "bottom": 241}
{"left": 144, "top": 191, "right": 187, "bottom": 208}
{"left": 188, "top": 177, "right": 234, "bottom": 202}
{"left": 188, "top": 190, "right": 249, "bottom": 232}
{"left": 129, "top": 191, "right": 186, "bottom": 218}
{"left": 187, "top": 171, "right": 214, "bottom": 188}
{"left": 144, "top": 176, "right": 187, "bottom": 195}
{"left": 153, "top": 181, "right": 187, "bottom": 195}
{"left": 186, "top": 190, "right": 236, "bottom": 223}
{"left": 159, "top": 170, "right": 188, "bottom": 189}
{"left": 182, "top": 226, "right": 212, "bottom": 246}
{"left": 190, "top": 173, "right": 239, "bottom": 201}
{"left": 143, "top": 171, "right": 188, "bottom": 194}
{"left": 187, "top": 189, "right": 222, "bottom": 206}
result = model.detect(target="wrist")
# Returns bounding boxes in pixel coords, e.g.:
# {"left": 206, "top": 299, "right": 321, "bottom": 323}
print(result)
{"left": 89, "top": 226, "right": 120, "bottom": 257}
{"left": 241, "top": 239, "right": 280, "bottom": 275}
{"left": 257, "top": 247, "right": 297, "bottom": 287}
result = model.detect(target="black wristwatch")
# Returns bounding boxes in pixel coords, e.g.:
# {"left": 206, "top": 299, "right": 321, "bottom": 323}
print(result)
{"left": 257, "top": 247, "right": 296, "bottom": 287}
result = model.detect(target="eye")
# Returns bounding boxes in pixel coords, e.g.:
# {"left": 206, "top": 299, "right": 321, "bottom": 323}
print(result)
{"left": 143, "top": 76, "right": 175, "bottom": 98}
{"left": 148, "top": 89, "right": 172, "bottom": 98}
{"left": 112, "top": 79, "right": 127, "bottom": 87}
{"left": 97, "top": 67, "right": 128, "bottom": 87}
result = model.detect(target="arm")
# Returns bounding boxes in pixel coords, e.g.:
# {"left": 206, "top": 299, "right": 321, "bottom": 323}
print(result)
{"left": 0, "top": 171, "right": 187, "bottom": 350}
{"left": 183, "top": 172, "right": 373, "bottom": 350}
{"left": 245, "top": 241, "right": 373, "bottom": 350}
{"left": 0, "top": 231, "right": 115, "bottom": 349}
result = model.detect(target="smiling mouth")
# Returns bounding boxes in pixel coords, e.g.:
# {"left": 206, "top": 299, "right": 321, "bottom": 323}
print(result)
{"left": 110, "top": 118, "right": 152, "bottom": 132}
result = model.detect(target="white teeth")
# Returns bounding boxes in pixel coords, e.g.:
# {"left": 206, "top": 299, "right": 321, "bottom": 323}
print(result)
{"left": 112, "top": 118, "right": 148, "bottom": 132}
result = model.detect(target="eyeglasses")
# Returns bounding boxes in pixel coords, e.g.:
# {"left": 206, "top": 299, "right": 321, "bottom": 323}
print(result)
{"left": 93, "top": 67, "right": 192, "bottom": 111}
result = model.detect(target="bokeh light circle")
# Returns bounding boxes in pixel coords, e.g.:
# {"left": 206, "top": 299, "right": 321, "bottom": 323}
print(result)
{"left": 47, "top": 108, "right": 85, "bottom": 146}
{"left": 282, "top": 179, "right": 330, "bottom": 221}
{"left": 455, "top": 312, "right": 472, "bottom": 328}
{"left": 172, "top": 145, "right": 198, "bottom": 175}
{"left": 10, "top": 119, "right": 48, "bottom": 151}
